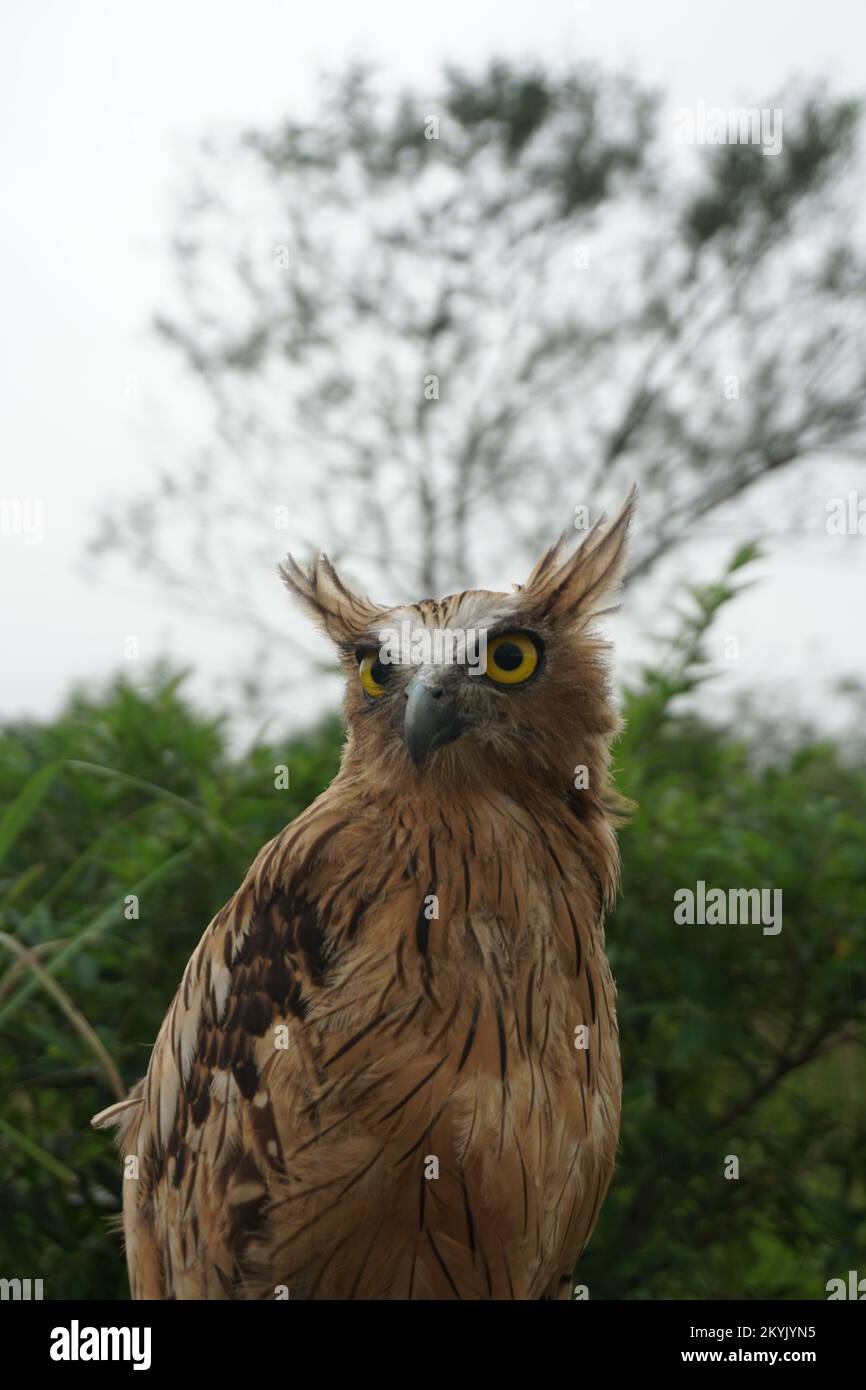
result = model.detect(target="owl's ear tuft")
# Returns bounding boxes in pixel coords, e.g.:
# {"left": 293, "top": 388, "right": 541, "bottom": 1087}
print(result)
{"left": 279, "top": 552, "right": 384, "bottom": 647}
{"left": 522, "top": 486, "right": 637, "bottom": 623}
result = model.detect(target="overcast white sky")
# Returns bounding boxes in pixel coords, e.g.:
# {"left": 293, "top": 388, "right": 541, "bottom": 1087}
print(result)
{"left": 1, "top": 0, "right": 864, "bottom": 737}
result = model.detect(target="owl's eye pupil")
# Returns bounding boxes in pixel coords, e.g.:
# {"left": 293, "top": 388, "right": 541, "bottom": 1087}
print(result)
{"left": 493, "top": 642, "right": 523, "bottom": 671}
{"left": 370, "top": 659, "right": 388, "bottom": 686}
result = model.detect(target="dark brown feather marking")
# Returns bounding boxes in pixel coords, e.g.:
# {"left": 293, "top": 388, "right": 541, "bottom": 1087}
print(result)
{"left": 586, "top": 963, "right": 597, "bottom": 1023}
{"left": 379, "top": 1057, "right": 446, "bottom": 1122}
{"left": 457, "top": 995, "right": 482, "bottom": 1072}
{"left": 426, "top": 1229, "right": 462, "bottom": 1300}
{"left": 495, "top": 999, "right": 508, "bottom": 1083}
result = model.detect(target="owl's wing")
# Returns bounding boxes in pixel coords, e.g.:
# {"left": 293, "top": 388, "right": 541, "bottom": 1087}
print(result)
{"left": 92, "top": 798, "right": 349, "bottom": 1300}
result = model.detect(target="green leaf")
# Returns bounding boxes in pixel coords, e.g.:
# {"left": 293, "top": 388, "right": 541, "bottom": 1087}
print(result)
{"left": 0, "top": 762, "right": 60, "bottom": 870}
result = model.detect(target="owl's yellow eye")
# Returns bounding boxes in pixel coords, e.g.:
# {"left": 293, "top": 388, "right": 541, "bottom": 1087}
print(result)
{"left": 485, "top": 632, "right": 539, "bottom": 685}
{"left": 358, "top": 652, "right": 389, "bottom": 699}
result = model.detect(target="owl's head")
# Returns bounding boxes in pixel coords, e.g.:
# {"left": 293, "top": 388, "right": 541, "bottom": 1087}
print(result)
{"left": 280, "top": 490, "right": 635, "bottom": 807}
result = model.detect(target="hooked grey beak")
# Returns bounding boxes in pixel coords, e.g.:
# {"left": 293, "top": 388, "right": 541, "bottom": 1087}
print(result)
{"left": 404, "top": 676, "right": 465, "bottom": 767}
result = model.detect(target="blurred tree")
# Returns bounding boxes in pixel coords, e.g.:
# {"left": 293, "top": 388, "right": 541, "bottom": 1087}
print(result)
{"left": 91, "top": 63, "right": 866, "bottom": 656}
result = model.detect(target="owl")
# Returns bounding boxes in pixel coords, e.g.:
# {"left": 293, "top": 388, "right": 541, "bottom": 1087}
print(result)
{"left": 93, "top": 490, "right": 635, "bottom": 1300}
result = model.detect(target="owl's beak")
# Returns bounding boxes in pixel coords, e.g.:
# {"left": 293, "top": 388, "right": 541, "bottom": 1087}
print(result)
{"left": 404, "top": 675, "right": 465, "bottom": 767}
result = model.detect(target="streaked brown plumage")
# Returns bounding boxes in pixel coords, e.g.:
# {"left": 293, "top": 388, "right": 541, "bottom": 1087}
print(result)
{"left": 93, "top": 491, "right": 635, "bottom": 1299}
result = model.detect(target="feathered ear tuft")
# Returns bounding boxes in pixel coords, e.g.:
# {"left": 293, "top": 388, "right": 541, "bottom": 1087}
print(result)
{"left": 522, "top": 486, "right": 637, "bottom": 623}
{"left": 279, "top": 552, "right": 384, "bottom": 647}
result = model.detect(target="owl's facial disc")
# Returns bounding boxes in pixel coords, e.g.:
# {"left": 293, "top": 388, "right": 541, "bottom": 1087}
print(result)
{"left": 404, "top": 673, "right": 466, "bottom": 768}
